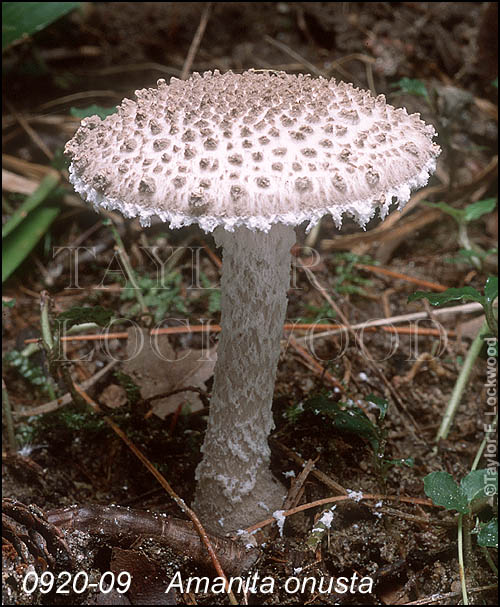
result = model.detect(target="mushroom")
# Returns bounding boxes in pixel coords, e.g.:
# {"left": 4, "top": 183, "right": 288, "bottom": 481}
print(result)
{"left": 65, "top": 71, "right": 440, "bottom": 532}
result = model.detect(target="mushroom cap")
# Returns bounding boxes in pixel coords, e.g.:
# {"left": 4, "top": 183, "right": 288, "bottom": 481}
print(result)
{"left": 66, "top": 70, "right": 440, "bottom": 232}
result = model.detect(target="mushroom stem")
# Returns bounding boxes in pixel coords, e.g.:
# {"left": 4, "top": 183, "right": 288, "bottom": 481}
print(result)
{"left": 193, "top": 223, "right": 296, "bottom": 532}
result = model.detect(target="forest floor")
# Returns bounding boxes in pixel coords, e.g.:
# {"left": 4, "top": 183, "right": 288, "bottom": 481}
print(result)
{"left": 2, "top": 3, "right": 498, "bottom": 605}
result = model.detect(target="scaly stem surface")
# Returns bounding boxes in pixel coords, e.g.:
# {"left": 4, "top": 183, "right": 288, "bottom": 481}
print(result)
{"left": 194, "top": 223, "right": 295, "bottom": 532}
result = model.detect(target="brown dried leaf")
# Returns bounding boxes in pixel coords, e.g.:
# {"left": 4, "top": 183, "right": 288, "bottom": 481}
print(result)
{"left": 2, "top": 168, "right": 39, "bottom": 195}
{"left": 123, "top": 327, "right": 215, "bottom": 418}
{"left": 110, "top": 547, "right": 176, "bottom": 605}
{"left": 99, "top": 384, "right": 128, "bottom": 409}
{"left": 459, "top": 314, "right": 487, "bottom": 339}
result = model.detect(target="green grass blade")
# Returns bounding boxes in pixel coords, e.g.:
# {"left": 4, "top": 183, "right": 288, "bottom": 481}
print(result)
{"left": 2, "top": 173, "right": 60, "bottom": 239}
{"left": 2, "top": 206, "right": 60, "bottom": 282}
{"left": 2, "top": 2, "right": 81, "bottom": 51}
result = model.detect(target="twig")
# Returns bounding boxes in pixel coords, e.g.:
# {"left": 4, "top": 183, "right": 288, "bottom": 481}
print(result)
{"left": 180, "top": 3, "right": 213, "bottom": 80}
{"left": 271, "top": 458, "right": 317, "bottom": 541}
{"left": 271, "top": 439, "right": 348, "bottom": 496}
{"left": 322, "top": 155, "right": 498, "bottom": 251}
{"left": 142, "top": 386, "right": 210, "bottom": 410}
{"left": 14, "top": 360, "right": 117, "bottom": 417}
{"left": 22, "top": 320, "right": 458, "bottom": 345}
{"left": 200, "top": 239, "right": 222, "bottom": 269}
{"left": 40, "top": 290, "right": 54, "bottom": 351}
{"left": 296, "top": 302, "right": 484, "bottom": 344}
{"left": 39, "top": 291, "right": 57, "bottom": 400}
{"left": 374, "top": 505, "right": 455, "bottom": 527}
{"left": 287, "top": 335, "right": 344, "bottom": 391}
{"left": 86, "top": 63, "right": 182, "bottom": 79}
{"left": 298, "top": 262, "right": 425, "bottom": 443}
{"left": 401, "top": 584, "right": 497, "bottom": 605}
{"left": 263, "top": 35, "right": 326, "bottom": 77}
{"left": 354, "top": 263, "right": 450, "bottom": 292}
{"left": 242, "top": 492, "right": 439, "bottom": 535}
{"left": 4, "top": 100, "right": 54, "bottom": 161}
{"left": 480, "top": 545, "right": 498, "bottom": 576}
{"left": 282, "top": 458, "right": 317, "bottom": 511}
{"left": 37, "top": 90, "right": 119, "bottom": 111}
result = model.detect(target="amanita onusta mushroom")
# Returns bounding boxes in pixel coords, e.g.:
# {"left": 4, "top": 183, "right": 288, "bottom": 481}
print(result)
{"left": 65, "top": 70, "right": 440, "bottom": 532}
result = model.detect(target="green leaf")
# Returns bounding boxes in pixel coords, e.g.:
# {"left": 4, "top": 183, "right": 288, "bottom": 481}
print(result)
{"left": 484, "top": 276, "right": 498, "bottom": 307}
{"left": 113, "top": 371, "right": 140, "bottom": 405}
{"left": 207, "top": 290, "right": 221, "bottom": 314}
{"left": 445, "top": 248, "right": 498, "bottom": 266}
{"left": 425, "top": 199, "right": 497, "bottom": 225}
{"left": 56, "top": 306, "right": 114, "bottom": 329}
{"left": 2, "top": 206, "right": 60, "bottom": 282}
{"left": 383, "top": 457, "right": 414, "bottom": 469}
{"left": 424, "top": 201, "right": 465, "bottom": 223}
{"left": 477, "top": 518, "right": 498, "bottom": 548}
{"left": 2, "top": 174, "right": 60, "bottom": 239}
{"left": 463, "top": 198, "right": 497, "bottom": 223}
{"left": 2, "top": 2, "right": 81, "bottom": 51}
{"left": 460, "top": 469, "right": 497, "bottom": 503}
{"left": 70, "top": 105, "right": 117, "bottom": 121}
{"left": 391, "top": 77, "right": 429, "bottom": 100}
{"left": 366, "top": 393, "right": 388, "bottom": 420}
{"left": 408, "top": 286, "right": 484, "bottom": 307}
{"left": 305, "top": 395, "right": 382, "bottom": 452}
{"left": 4, "top": 349, "right": 52, "bottom": 394}
{"left": 424, "top": 471, "right": 469, "bottom": 514}
{"left": 306, "top": 507, "right": 336, "bottom": 550}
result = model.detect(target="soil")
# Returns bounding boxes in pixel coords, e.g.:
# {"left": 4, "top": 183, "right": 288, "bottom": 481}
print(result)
{"left": 2, "top": 2, "right": 498, "bottom": 605}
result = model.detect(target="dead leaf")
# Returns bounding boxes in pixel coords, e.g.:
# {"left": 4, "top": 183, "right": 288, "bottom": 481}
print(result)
{"left": 2, "top": 168, "right": 39, "bottom": 195}
{"left": 99, "top": 384, "right": 128, "bottom": 409}
{"left": 111, "top": 547, "right": 176, "bottom": 605}
{"left": 460, "top": 314, "right": 486, "bottom": 339}
{"left": 123, "top": 327, "right": 215, "bottom": 418}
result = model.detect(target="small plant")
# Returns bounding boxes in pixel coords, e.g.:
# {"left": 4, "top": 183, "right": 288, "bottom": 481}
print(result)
{"left": 425, "top": 470, "right": 498, "bottom": 536}
{"left": 113, "top": 370, "right": 141, "bottom": 406}
{"left": 198, "top": 271, "right": 221, "bottom": 315}
{"left": 424, "top": 469, "right": 498, "bottom": 604}
{"left": 4, "top": 349, "right": 54, "bottom": 396}
{"left": 56, "top": 305, "right": 114, "bottom": 329}
{"left": 283, "top": 401, "right": 304, "bottom": 424}
{"left": 425, "top": 198, "right": 497, "bottom": 269}
{"left": 120, "top": 273, "right": 188, "bottom": 322}
{"left": 331, "top": 252, "right": 376, "bottom": 296}
{"left": 390, "top": 77, "right": 430, "bottom": 101}
{"left": 409, "top": 275, "right": 498, "bottom": 337}
{"left": 445, "top": 247, "right": 498, "bottom": 269}
{"left": 297, "top": 301, "right": 336, "bottom": 324}
{"left": 307, "top": 506, "right": 337, "bottom": 550}
{"left": 302, "top": 392, "right": 412, "bottom": 477}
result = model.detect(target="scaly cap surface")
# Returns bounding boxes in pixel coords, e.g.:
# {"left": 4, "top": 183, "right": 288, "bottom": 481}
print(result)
{"left": 66, "top": 70, "right": 440, "bottom": 232}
